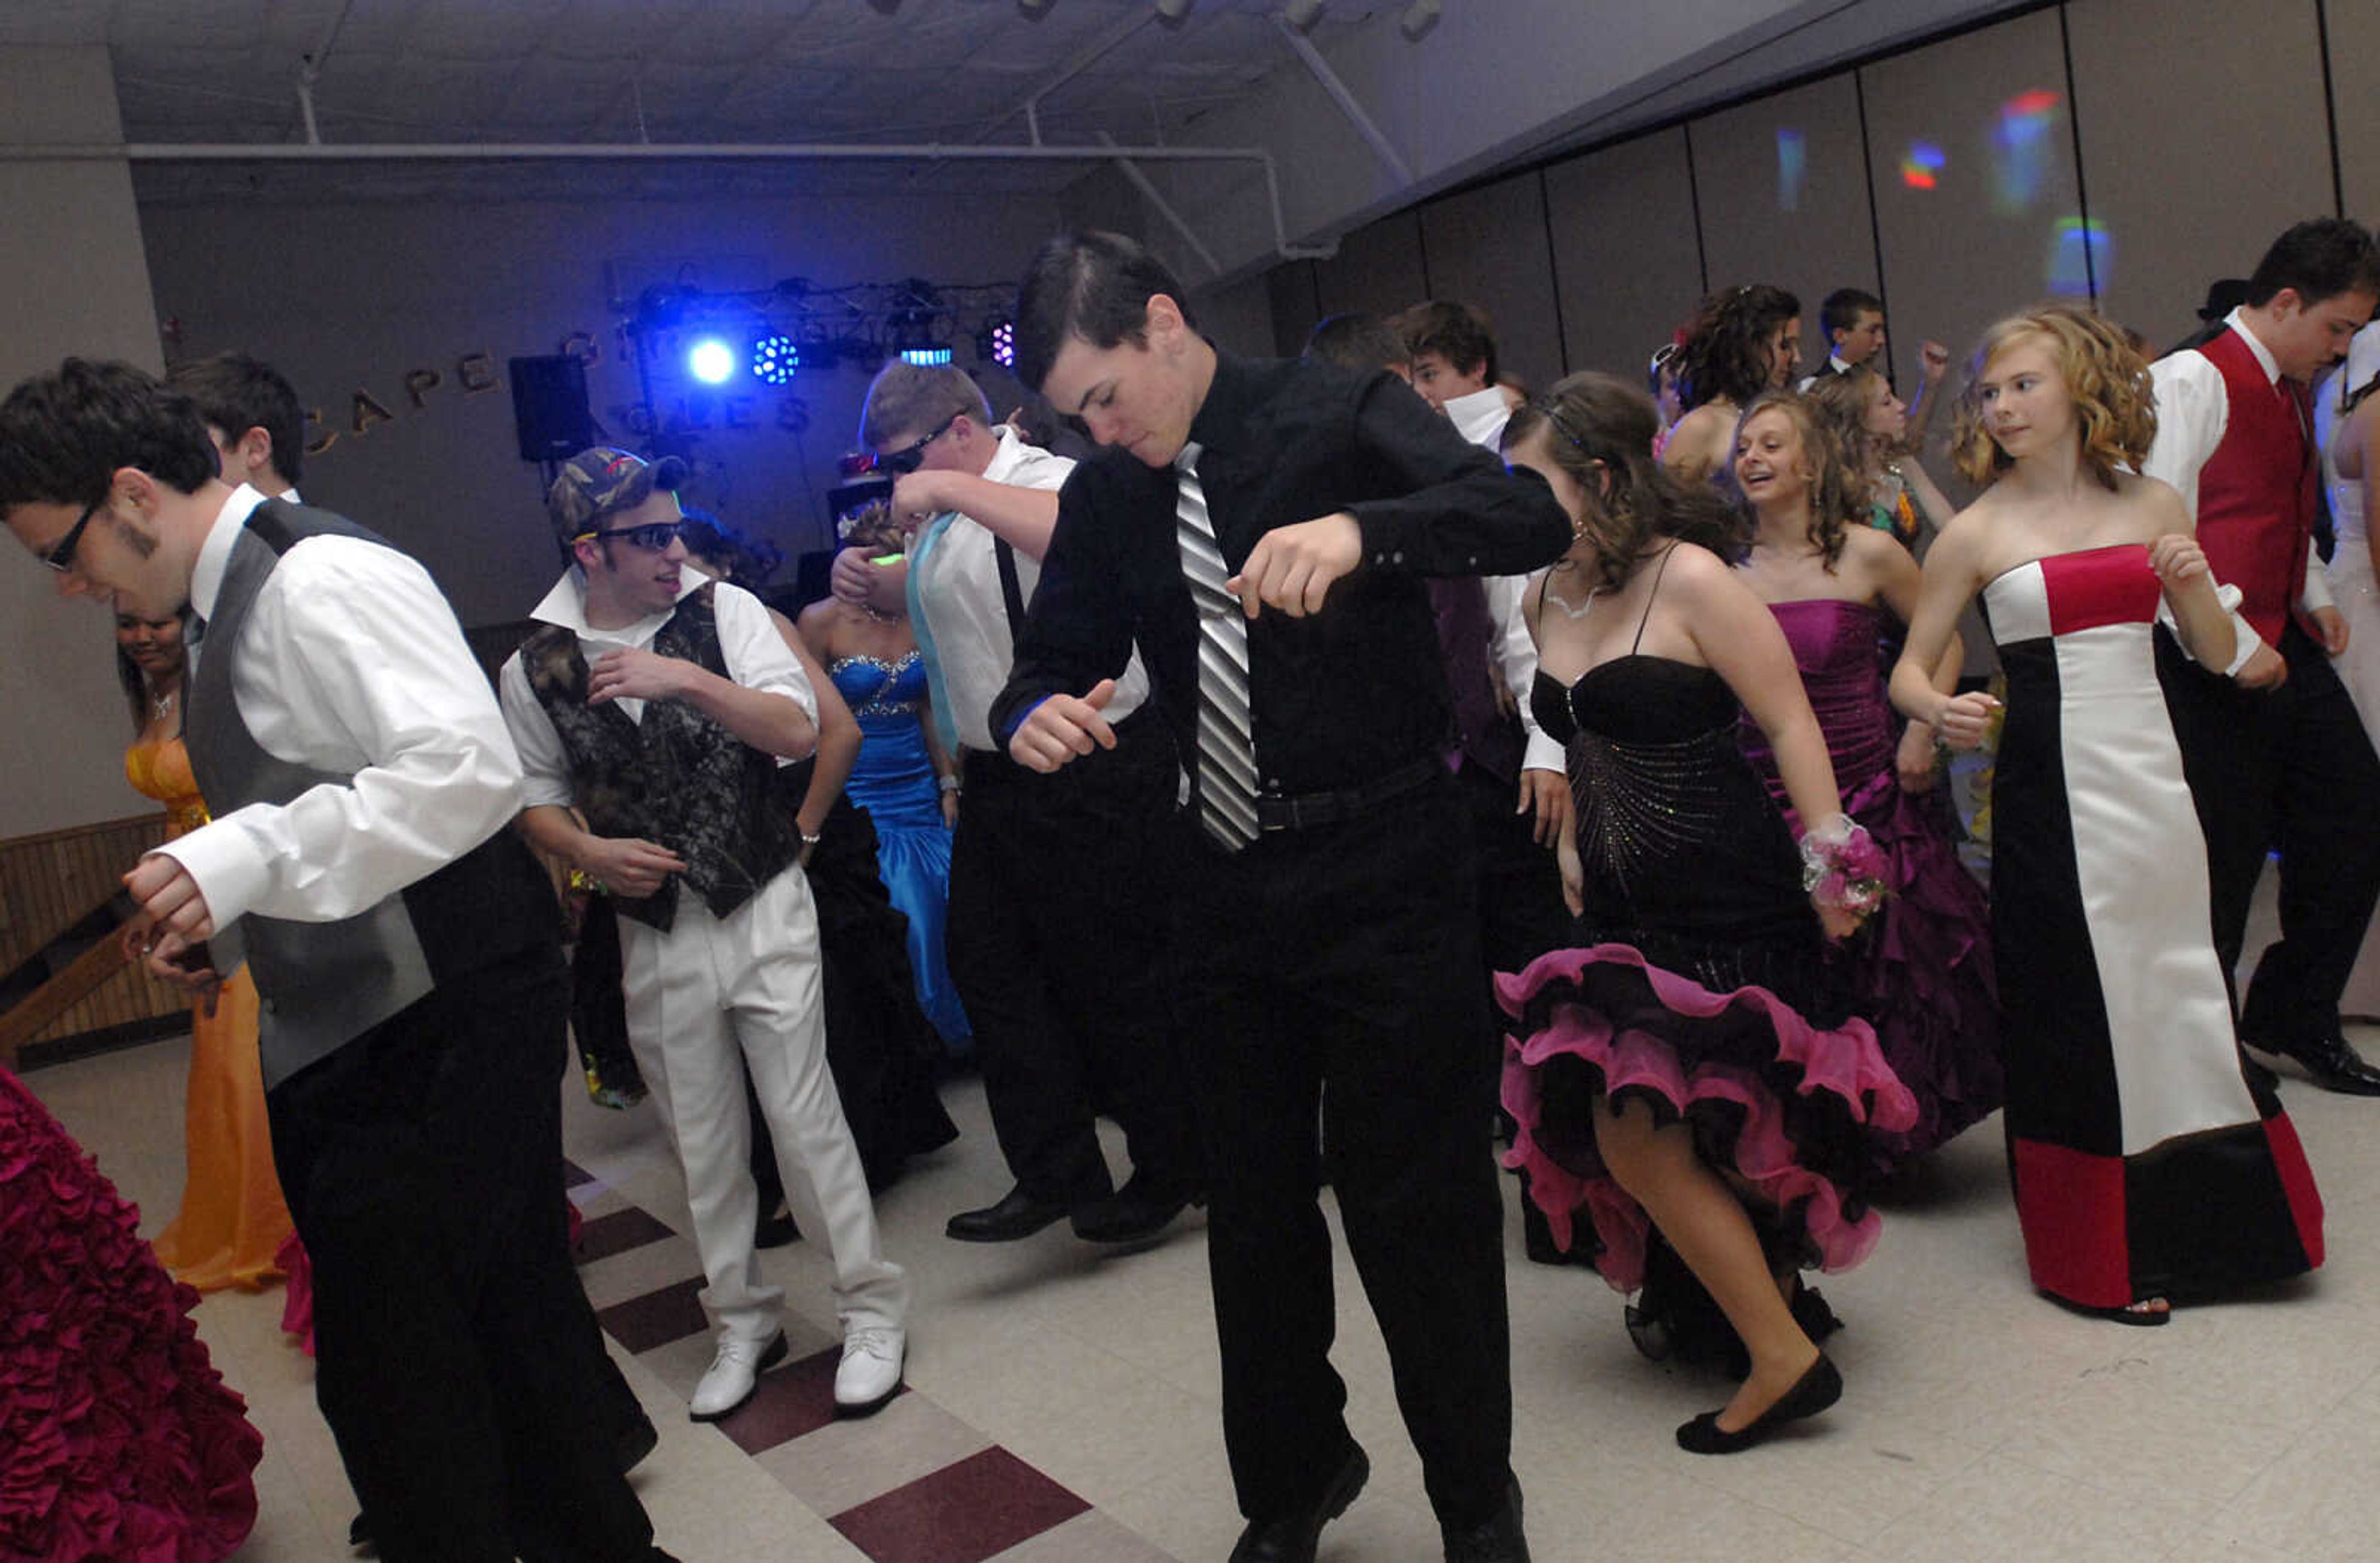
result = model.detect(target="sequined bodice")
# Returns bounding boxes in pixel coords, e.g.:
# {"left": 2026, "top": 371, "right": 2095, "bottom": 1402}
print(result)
{"left": 829, "top": 651, "right": 927, "bottom": 720}
{"left": 1532, "top": 658, "right": 1807, "bottom": 944}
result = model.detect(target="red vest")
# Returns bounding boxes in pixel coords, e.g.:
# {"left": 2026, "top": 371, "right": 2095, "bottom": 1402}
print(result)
{"left": 2190, "top": 326, "right": 2316, "bottom": 646}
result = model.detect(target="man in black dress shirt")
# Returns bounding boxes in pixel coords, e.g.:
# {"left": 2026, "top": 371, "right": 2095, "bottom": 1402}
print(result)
{"left": 990, "top": 231, "right": 1568, "bottom": 1563}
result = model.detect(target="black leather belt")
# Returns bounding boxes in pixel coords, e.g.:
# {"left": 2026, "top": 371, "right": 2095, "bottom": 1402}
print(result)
{"left": 1256, "top": 755, "right": 1443, "bottom": 833}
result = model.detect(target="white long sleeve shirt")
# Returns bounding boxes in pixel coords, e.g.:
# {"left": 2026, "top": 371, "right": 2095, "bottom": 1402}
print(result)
{"left": 155, "top": 485, "right": 530, "bottom": 932}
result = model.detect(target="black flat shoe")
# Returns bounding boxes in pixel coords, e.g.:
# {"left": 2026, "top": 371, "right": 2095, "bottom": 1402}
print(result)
{"left": 1676, "top": 1353, "right": 1842, "bottom": 1455}
{"left": 1789, "top": 1279, "right": 1843, "bottom": 1345}
{"left": 1070, "top": 1173, "right": 1199, "bottom": 1244}
{"left": 945, "top": 1186, "right": 1076, "bottom": 1243}
{"left": 1228, "top": 1443, "right": 1369, "bottom": 1563}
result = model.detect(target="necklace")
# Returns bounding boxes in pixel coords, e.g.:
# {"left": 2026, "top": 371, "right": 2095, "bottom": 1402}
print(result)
{"left": 857, "top": 602, "right": 902, "bottom": 625}
{"left": 1542, "top": 578, "right": 1605, "bottom": 622}
{"left": 149, "top": 685, "right": 179, "bottom": 721}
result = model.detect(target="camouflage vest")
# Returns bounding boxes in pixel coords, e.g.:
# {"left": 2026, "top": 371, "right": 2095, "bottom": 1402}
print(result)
{"left": 519, "top": 583, "right": 800, "bottom": 931}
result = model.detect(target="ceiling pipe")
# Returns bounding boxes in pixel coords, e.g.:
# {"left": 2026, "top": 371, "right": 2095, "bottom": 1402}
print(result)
{"left": 1096, "top": 130, "right": 1223, "bottom": 277}
{"left": 291, "top": 0, "right": 356, "bottom": 147}
{"left": 25, "top": 138, "right": 1339, "bottom": 263}
{"left": 1271, "top": 12, "right": 1411, "bottom": 185}
{"left": 968, "top": 7, "right": 1154, "bottom": 146}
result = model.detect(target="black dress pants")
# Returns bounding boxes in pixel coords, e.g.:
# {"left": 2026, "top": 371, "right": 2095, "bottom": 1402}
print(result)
{"left": 1175, "top": 776, "right": 1514, "bottom": 1531}
{"left": 1451, "top": 755, "right": 1575, "bottom": 981}
{"left": 2156, "top": 620, "right": 2380, "bottom": 1044}
{"left": 267, "top": 946, "right": 661, "bottom": 1563}
{"left": 947, "top": 710, "right": 1199, "bottom": 1203}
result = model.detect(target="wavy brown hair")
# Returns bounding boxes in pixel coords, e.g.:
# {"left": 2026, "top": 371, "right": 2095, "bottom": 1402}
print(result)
{"left": 1724, "top": 392, "right": 1862, "bottom": 571}
{"left": 1804, "top": 363, "right": 1896, "bottom": 477}
{"left": 1674, "top": 284, "right": 1801, "bottom": 412}
{"left": 1504, "top": 371, "right": 1743, "bottom": 591}
{"left": 1950, "top": 304, "right": 2156, "bottom": 490}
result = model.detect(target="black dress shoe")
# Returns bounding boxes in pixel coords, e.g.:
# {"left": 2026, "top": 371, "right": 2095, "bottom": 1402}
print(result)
{"left": 2261, "top": 1031, "right": 2380, "bottom": 1096}
{"left": 946, "top": 1185, "right": 1077, "bottom": 1243}
{"left": 1070, "top": 1173, "right": 1197, "bottom": 1244}
{"left": 1228, "top": 1443, "right": 1369, "bottom": 1563}
{"left": 1676, "top": 1353, "right": 1843, "bottom": 1455}
{"left": 754, "top": 1206, "right": 802, "bottom": 1249}
{"left": 1442, "top": 1479, "right": 1530, "bottom": 1562}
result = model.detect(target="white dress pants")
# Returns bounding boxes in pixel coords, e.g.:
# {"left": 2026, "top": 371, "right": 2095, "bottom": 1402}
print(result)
{"left": 618, "top": 868, "right": 907, "bottom": 1342}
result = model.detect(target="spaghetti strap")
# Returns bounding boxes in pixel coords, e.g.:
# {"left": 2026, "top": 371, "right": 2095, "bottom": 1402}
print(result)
{"left": 1630, "top": 545, "right": 1679, "bottom": 655}
{"left": 1535, "top": 570, "right": 1553, "bottom": 623}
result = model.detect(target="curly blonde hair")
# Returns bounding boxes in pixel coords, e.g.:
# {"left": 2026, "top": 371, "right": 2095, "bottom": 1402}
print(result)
{"left": 1950, "top": 304, "right": 2156, "bottom": 490}
{"left": 1724, "top": 392, "right": 1863, "bottom": 571}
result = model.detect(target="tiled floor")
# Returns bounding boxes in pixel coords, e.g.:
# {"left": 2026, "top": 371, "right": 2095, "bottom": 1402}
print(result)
{"left": 23, "top": 1021, "right": 2380, "bottom": 1563}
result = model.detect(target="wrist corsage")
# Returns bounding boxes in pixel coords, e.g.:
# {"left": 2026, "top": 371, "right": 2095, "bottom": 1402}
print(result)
{"left": 1799, "top": 814, "right": 1890, "bottom": 920}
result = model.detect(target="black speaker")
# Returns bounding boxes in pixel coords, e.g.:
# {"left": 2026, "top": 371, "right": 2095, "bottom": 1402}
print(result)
{"left": 509, "top": 354, "right": 594, "bottom": 463}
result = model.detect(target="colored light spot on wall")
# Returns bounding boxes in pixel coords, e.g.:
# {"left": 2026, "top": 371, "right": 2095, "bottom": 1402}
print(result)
{"left": 1900, "top": 141, "right": 1946, "bottom": 190}
{"left": 1991, "top": 88, "right": 2061, "bottom": 214}
{"left": 2048, "top": 217, "right": 2112, "bottom": 297}
{"left": 1777, "top": 128, "right": 1807, "bottom": 211}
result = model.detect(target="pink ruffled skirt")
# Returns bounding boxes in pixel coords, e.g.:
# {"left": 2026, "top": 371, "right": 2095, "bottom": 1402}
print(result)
{"left": 1499, "top": 942, "right": 1917, "bottom": 1295}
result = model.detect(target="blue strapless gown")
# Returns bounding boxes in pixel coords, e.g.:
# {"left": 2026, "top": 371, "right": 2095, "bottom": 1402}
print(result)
{"left": 830, "top": 653, "right": 970, "bottom": 1050}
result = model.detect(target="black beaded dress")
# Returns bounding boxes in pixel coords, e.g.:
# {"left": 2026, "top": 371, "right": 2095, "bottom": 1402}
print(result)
{"left": 1498, "top": 552, "right": 1916, "bottom": 1344}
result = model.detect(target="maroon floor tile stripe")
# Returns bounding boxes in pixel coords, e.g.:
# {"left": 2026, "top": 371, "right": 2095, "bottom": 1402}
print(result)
{"left": 717, "top": 1344, "right": 886, "bottom": 1455}
{"left": 594, "top": 1274, "right": 712, "bottom": 1354}
{"left": 830, "top": 1446, "right": 1090, "bottom": 1563}
{"left": 572, "top": 1206, "right": 677, "bottom": 1266}
{"left": 562, "top": 1157, "right": 598, "bottom": 1189}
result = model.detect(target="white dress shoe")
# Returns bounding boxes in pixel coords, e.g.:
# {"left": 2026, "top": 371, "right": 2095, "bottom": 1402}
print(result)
{"left": 689, "top": 1328, "right": 787, "bottom": 1421}
{"left": 833, "top": 1326, "right": 906, "bottom": 1416}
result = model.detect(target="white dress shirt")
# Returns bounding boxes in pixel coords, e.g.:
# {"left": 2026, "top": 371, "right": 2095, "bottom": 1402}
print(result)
{"left": 498, "top": 568, "right": 817, "bottom": 812}
{"left": 2145, "top": 308, "right": 2334, "bottom": 651}
{"left": 1441, "top": 388, "right": 1562, "bottom": 775}
{"left": 913, "top": 425, "right": 1147, "bottom": 751}
{"left": 1442, "top": 384, "right": 1513, "bottom": 451}
{"left": 156, "top": 484, "right": 530, "bottom": 934}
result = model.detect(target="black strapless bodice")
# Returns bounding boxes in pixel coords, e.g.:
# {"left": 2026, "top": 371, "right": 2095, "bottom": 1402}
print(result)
{"left": 1533, "top": 658, "right": 1819, "bottom": 996}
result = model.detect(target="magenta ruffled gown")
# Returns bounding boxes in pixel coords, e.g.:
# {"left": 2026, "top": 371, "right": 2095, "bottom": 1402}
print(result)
{"left": 0, "top": 1068, "right": 262, "bottom": 1562}
{"left": 1501, "top": 656, "right": 1916, "bottom": 1319}
{"left": 1738, "top": 598, "right": 2003, "bottom": 1169}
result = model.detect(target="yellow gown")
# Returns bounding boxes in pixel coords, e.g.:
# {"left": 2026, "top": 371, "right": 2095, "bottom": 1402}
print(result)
{"left": 124, "top": 734, "right": 292, "bottom": 1292}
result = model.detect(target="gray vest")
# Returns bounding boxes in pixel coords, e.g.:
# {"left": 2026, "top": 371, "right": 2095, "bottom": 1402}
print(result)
{"left": 183, "top": 499, "right": 556, "bottom": 1088}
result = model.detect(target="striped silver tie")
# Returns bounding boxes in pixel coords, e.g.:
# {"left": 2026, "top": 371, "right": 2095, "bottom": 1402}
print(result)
{"left": 1175, "top": 442, "right": 1260, "bottom": 850}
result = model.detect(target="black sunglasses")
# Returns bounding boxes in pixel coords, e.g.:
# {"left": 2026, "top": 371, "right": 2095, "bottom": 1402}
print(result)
{"left": 593, "top": 519, "right": 686, "bottom": 552}
{"left": 43, "top": 498, "right": 102, "bottom": 573}
{"left": 876, "top": 413, "right": 960, "bottom": 477}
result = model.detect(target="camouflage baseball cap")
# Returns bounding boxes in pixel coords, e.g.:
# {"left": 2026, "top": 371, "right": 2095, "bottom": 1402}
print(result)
{"left": 547, "top": 447, "right": 690, "bottom": 547}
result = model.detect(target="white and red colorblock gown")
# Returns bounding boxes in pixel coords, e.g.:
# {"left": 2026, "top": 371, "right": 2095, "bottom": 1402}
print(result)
{"left": 1983, "top": 543, "right": 2323, "bottom": 1308}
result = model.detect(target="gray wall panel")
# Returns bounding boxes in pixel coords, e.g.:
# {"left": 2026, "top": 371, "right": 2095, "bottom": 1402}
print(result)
{"left": 1417, "top": 173, "right": 1566, "bottom": 394}
{"left": 1693, "top": 74, "right": 1881, "bottom": 379}
{"left": 1861, "top": 8, "right": 2081, "bottom": 431}
{"left": 2066, "top": 0, "right": 2334, "bottom": 346}
{"left": 1544, "top": 128, "right": 1706, "bottom": 382}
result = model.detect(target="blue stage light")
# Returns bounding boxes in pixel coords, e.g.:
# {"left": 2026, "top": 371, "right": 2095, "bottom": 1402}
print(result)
{"left": 899, "top": 346, "right": 954, "bottom": 367}
{"left": 687, "top": 337, "right": 736, "bottom": 385}
{"left": 751, "top": 335, "right": 800, "bottom": 384}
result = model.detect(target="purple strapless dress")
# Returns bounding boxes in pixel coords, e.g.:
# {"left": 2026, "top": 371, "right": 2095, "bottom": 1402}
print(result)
{"left": 1739, "top": 598, "right": 2003, "bottom": 1169}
